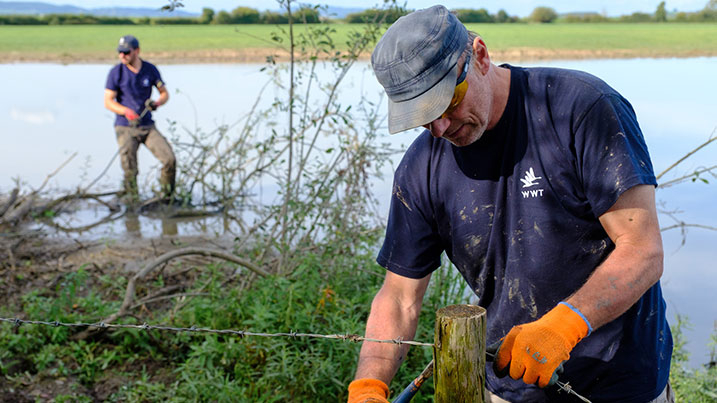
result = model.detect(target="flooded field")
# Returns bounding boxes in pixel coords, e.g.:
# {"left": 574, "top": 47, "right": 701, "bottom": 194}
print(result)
{"left": 2, "top": 57, "right": 716, "bottom": 367}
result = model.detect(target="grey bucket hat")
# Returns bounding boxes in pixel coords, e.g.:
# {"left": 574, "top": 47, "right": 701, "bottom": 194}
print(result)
{"left": 371, "top": 5, "right": 468, "bottom": 134}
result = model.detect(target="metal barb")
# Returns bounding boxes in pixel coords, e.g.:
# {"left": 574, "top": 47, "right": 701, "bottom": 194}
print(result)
{"left": 486, "top": 348, "right": 591, "bottom": 403}
{"left": 556, "top": 380, "right": 592, "bottom": 403}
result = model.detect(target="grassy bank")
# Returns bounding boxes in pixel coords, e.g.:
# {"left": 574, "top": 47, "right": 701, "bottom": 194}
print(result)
{"left": 0, "top": 241, "right": 469, "bottom": 401}
{"left": 1, "top": 244, "right": 715, "bottom": 401}
{"left": 1, "top": 23, "right": 716, "bottom": 63}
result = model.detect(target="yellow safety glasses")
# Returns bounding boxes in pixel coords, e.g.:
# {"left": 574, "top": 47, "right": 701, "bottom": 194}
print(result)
{"left": 441, "top": 53, "right": 471, "bottom": 118}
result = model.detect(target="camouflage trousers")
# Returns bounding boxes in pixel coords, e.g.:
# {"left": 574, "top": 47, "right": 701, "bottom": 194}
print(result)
{"left": 115, "top": 125, "right": 176, "bottom": 198}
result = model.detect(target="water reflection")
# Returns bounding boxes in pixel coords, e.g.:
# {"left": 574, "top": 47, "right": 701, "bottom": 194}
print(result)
{"left": 123, "top": 212, "right": 178, "bottom": 237}
{"left": 162, "top": 217, "right": 178, "bottom": 236}
{"left": 123, "top": 213, "right": 141, "bottom": 236}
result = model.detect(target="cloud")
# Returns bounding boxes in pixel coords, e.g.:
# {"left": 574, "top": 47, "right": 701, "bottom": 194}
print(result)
{"left": 10, "top": 107, "right": 55, "bottom": 125}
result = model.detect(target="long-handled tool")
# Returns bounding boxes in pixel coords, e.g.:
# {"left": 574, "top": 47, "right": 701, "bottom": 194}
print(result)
{"left": 391, "top": 348, "right": 592, "bottom": 403}
{"left": 391, "top": 360, "right": 434, "bottom": 403}
{"left": 128, "top": 99, "right": 155, "bottom": 128}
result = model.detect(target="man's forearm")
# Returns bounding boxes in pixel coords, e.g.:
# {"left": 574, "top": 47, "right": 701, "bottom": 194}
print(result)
{"left": 105, "top": 98, "right": 127, "bottom": 115}
{"left": 355, "top": 285, "right": 423, "bottom": 385}
{"left": 567, "top": 241, "right": 662, "bottom": 330}
{"left": 156, "top": 87, "right": 169, "bottom": 107}
{"left": 567, "top": 184, "right": 664, "bottom": 330}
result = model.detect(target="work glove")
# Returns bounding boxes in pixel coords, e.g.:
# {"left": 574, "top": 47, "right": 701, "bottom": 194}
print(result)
{"left": 124, "top": 108, "right": 140, "bottom": 121}
{"left": 347, "top": 378, "right": 389, "bottom": 403}
{"left": 494, "top": 302, "right": 591, "bottom": 388}
{"left": 145, "top": 99, "right": 157, "bottom": 111}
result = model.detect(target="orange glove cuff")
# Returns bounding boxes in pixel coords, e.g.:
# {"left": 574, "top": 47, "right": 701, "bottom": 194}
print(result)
{"left": 347, "top": 378, "right": 389, "bottom": 403}
{"left": 544, "top": 302, "right": 590, "bottom": 346}
{"left": 557, "top": 302, "right": 593, "bottom": 336}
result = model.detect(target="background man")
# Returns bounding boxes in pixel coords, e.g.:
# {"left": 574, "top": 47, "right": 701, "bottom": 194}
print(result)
{"left": 104, "top": 34, "right": 175, "bottom": 201}
{"left": 348, "top": 5, "right": 672, "bottom": 403}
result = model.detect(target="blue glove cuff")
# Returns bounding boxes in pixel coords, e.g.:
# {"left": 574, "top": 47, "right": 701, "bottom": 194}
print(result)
{"left": 559, "top": 301, "right": 593, "bottom": 336}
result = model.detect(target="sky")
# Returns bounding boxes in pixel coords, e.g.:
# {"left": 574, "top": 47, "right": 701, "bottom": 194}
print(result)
{"left": 28, "top": 0, "right": 710, "bottom": 17}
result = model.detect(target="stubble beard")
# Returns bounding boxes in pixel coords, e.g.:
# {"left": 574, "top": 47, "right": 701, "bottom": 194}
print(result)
{"left": 445, "top": 121, "right": 487, "bottom": 147}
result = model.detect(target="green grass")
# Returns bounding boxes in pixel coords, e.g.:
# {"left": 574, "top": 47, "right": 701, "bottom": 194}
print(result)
{"left": 468, "top": 22, "right": 717, "bottom": 53}
{"left": 1, "top": 23, "right": 716, "bottom": 59}
{"left": 0, "top": 244, "right": 471, "bottom": 401}
{"left": 0, "top": 25, "right": 286, "bottom": 55}
{"left": 2, "top": 251, "right": 716, "bottom": 401}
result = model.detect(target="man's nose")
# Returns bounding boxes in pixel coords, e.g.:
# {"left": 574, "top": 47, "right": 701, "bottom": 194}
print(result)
{"left": 426, "top": 118, "right": 451, "bottom": 138}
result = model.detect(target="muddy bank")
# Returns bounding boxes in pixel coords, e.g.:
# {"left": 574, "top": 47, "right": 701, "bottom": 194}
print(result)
{"left": 0, "top": 231, "right": 239, "bottom": 401}
{"left": 0, "top": 229, "right": 239, "bottom": 308}
{"left": 2, "top": 47, "right": 716, "bottom": 64}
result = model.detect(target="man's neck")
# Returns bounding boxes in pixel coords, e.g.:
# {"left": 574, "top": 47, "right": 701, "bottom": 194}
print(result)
{"left": 127, "top": 58, "right": 142, "bottom": 74}
{"left": 486, "top": 65, "right": 511, "bottom": 130}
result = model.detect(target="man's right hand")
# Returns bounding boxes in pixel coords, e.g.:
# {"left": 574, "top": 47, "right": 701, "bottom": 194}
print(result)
{"left": 124, "top": 108, "right": 139, "bottom": 121}
{"left": 348, "top": 378, "right": 389, "bottom": 403}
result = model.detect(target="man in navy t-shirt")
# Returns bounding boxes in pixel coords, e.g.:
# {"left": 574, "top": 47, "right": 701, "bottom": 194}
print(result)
{"left": 348, "top": 6, "right": 673, "bottom": 403}
{"left": 104, "top": 34, "right": 176, "bottom": 200}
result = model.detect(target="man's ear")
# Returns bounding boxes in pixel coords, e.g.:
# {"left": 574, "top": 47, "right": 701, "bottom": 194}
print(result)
{"left": 472, "top": 36, "right": 491, "bottom": 75}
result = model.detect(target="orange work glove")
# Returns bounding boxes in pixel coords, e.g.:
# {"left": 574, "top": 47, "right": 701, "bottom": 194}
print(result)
{"left": 347, "top": 378, "right": 389, "bottom": 403}
{"left": 494, "top": 302, "right": 592, "bottom": 388}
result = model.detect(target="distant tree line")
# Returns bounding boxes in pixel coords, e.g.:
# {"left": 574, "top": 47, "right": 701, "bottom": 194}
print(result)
{"left": 557, "top": 0, "right": 717, "bottom": 23}
{"left": 0, "top": 6, "right": 321, "bottom": 25}
{"left": 1, "top": 1, "right": 716, "bottom": 25}
{"left": 0, "top": 14, "right": 135, "bottom": 25}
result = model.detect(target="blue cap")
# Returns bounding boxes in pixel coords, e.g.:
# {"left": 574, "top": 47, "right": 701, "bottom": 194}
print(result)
{"left": 371, "top": 5, "right": 468, "bottom": 134}
{"left": 117, "top": 35, "right": 139, "bottom": 52}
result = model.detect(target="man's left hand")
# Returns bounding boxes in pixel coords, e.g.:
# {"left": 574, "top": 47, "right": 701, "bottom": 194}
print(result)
{"left": 494, "top": 302, "right": 590, "bottom": 388}
{"left": 145, "top": 99, "right": 158, "bottom": 111}
{"left": 347, "top": 378, "right": 389, "bottom": 403}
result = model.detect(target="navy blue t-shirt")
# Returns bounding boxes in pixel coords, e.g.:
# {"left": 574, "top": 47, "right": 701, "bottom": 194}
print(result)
{"left": 378, "top": 66, "right": 672, "bottom": 402}
{"left": 105, "top": 60, "right": 164, "bottom": 127}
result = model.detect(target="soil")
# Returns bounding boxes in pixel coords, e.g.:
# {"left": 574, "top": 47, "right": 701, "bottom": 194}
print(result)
{"left": 2, "top": 47, "right": 716, "bottom": 64}
{"left": 0, "top": 228, "right": 237, "bottom": 401}
{"left": 1, "top": 229, "right": 236, "bottom": 303}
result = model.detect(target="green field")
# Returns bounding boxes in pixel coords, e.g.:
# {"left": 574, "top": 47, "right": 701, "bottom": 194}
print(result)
{"left": 1, "top": 22, "right": 716, "bottom": 61}
{"left": 470, "top": 22, "right": 717, "bottom": 52}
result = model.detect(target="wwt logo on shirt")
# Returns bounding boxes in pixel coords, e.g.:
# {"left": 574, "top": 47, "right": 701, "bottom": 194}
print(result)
{"left": 520, "top": 167, "right": 544, "bottom": 198}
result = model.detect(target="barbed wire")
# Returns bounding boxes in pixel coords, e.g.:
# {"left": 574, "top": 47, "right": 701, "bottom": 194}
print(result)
{"left": 0, "top": 317, "right": 434, "bottom": 347}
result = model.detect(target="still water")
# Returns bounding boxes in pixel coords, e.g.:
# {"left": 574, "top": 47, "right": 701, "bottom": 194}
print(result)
{"left": 2, "top": 58, "right": 716, "bottom": 368}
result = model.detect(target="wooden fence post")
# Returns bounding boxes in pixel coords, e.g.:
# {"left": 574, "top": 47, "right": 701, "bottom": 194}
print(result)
{"left": 434, "top": 304, "right": 487, "bottom": 402}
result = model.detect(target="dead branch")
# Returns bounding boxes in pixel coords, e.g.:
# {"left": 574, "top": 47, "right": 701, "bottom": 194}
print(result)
{"left": 657, "top": 165, "right": 717, "bottom": 189}
{"left": 72, "top": 247, "right": 269, "bottom": 340}
{"left": 6, "top": 245, "right": 17, "bottom": 271}
{"left": 0, "top": 188, "right": 19, "bottom": 217}
{"left": 42, "top": 211, "right": 125, "bottom": 233}
{"left": 0, "top": 152, "right": 119, "bottom": 227}
{"left": 0, "top": 197, "right": 35, "bottom": 225}
{"left": 132, "top": 292, "right": 211, "bottom": 310}
{"left": 33, "top": 152, "right": 77, "bottom": 195}
{"left": 135, "top": 284, "right": 184, "bottom": 303}
{"left": 40, "top": 190, "right": 122, "bottom": 213}
{"left": 81, "top": 150, "right": 119, "bottom": 194}
{"left": 656, "top": 128, "right": 716, "bottom": 181}
{"left": 661, "top": 223, "right": 717, "bottom": 232}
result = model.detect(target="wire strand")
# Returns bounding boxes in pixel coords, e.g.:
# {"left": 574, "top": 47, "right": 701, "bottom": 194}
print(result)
{"left": 0, "top": 317, "right": 434, "bottom": 347}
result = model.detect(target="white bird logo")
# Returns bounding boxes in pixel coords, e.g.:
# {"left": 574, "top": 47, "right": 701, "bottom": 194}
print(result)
{"left": 520, "top": 167, "right": 542, "bottom": 188}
